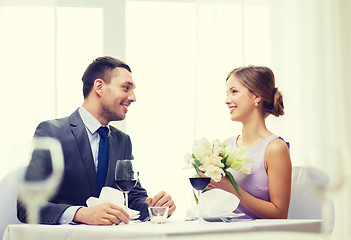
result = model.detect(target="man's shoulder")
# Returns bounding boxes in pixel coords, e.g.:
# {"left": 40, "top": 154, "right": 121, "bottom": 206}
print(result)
{"left": 37, "top": 115, "right": 72, "bottom": 130}
{"left": 38, "top": 109, "right": 80, "bottom": 127}
{"left": 109, "top": 125, "right": 130, "bottom": 140}
{"left": 35, "top": 110, "right": 80, "bottom": 136}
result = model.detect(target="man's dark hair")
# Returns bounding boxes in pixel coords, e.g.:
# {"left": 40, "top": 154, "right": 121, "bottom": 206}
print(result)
{"left": 82, "top": 56, "right": 132, "bottom": 98}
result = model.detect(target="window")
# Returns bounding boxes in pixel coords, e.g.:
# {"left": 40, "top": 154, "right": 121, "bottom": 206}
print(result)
{"left": 56, "top": 7, "right": 103, "bottom": 117}
{"left": 0, "top": 3, "right": 103, "bottom": 177}
{"left": 126, "top": 1, "right": 197, "bottom": 210}
{"left": 125, "top": 0, "right": 271, "bottom": 217}
{"left": 0, "top": 6, "right": 56, "bottom": 176}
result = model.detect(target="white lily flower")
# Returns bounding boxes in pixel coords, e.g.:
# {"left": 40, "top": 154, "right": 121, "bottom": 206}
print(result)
{"left": 192, "top": 138, "right": 211, "bottom": 160}
{"left": 226, "top": 146, "right": 251, "bottom": 174}
{"left": 183, "top": 153, "right": 194, "bottom": 169}
{"left": 184, "top": 137, "right": 251, "bottom": 197}
{"left": 203, "top": 164, "right": 225, "bottom": 182}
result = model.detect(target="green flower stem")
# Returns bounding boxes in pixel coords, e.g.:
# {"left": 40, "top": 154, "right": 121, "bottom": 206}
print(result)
{"left": 193, "top": 189, "right": 198, "bottom": 204}
{"left": 193, "top": 188, "right": 210, "bottom": 204}
{"left": 225, "top": 170, "right": 241, "bottom": 196}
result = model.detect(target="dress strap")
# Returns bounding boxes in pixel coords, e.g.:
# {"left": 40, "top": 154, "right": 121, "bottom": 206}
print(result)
{"left": 278, "top": 136, "right": 290, "bottom": 150}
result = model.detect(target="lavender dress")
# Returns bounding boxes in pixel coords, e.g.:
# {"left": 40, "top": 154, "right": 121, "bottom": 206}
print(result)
{"left": 226, "top": 134, "right": 289, "bottom": 219}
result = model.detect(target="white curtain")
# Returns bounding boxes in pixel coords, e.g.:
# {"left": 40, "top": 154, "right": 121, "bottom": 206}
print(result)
{"left": 271, "top": 0, "right": 349, "bottom": 155}
{"left": 0, "top": 1, "right": 105, "bottom": 178}
{"left": 272, "top": 1, "right": 351, "bottom": 235}
{"left": 0, "top": 1, "right": 57, "bottom": 177}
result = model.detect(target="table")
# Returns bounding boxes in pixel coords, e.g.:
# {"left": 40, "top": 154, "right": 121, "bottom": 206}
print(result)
{"left": 2, "top": 219, "right": 322, "bottom": 240}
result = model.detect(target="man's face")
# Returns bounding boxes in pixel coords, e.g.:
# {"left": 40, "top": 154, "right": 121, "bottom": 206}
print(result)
{"left": 100, "top": 67, "right": 136, "bottom": 122}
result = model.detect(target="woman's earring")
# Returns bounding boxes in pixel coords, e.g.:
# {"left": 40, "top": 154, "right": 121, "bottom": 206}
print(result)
{"left": 255, "top": 102, "right": 259, "bottom": 107}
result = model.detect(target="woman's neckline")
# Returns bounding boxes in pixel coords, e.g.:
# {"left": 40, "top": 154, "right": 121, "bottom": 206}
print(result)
{"left": 235, "top": 134, "right": 276, "bottom": 149}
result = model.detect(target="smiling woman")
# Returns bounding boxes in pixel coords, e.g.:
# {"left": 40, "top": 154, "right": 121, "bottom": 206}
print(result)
{"left": 220, "top": 65, "right": 292, "bottom": 219}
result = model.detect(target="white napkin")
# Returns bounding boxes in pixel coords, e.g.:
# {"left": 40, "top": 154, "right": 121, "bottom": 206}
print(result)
{"left": 186, "top": 189, "right": 241, "bottom": 218}
{"left": 86, "top": 187, "right": 140, "bottom": 219}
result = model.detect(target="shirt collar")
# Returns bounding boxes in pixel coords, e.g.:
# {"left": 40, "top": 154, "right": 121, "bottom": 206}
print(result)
{"left": 79, "top": 106, "right": 110, "bottom": 135}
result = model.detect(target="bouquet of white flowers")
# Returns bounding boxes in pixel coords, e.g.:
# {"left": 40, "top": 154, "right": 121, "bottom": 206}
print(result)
{"left": 184, "top": 138, "right": 251, "bottom": 195}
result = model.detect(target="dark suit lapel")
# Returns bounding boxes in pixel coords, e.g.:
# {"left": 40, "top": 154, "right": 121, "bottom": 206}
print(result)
{"left": 69, "top": 109, "right": 98, "bottom": 197}
{"left": 105, "top": 133, "right": 119, "bottom": 187}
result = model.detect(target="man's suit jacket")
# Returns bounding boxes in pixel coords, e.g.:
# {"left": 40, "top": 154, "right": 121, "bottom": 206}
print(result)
{"left": 17, "top": 109, "right": 149, "bottom": 224}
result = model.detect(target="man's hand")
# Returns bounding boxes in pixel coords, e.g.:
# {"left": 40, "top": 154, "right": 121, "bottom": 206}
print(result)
{"left": 73, "top": 202, "right": 130, "bottom": 225}
{"left": 146, "top": 191, "right": 176, "bottom": 215}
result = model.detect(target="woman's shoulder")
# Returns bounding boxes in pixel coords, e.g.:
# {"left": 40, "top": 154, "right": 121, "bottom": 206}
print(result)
{"left": 222, "top": 135, "right": 239, "bottom": 146}
{"left": 265, "top": 136, "right": 291, "bottom": 166}
{"left": 221, "top": 137, "right": 231, "bottom": 145}
{"left": 267, "top": 137, "right": 290, "bottom": 154}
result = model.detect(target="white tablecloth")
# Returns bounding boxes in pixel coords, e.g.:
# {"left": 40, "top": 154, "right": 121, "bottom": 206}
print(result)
{"left": 2, "top": 219, "right": 322, "bottom": 240}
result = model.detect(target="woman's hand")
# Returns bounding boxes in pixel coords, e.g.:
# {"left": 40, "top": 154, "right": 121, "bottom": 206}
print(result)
{"left": 201, "top": 172, "right": 240, "bottom": 197}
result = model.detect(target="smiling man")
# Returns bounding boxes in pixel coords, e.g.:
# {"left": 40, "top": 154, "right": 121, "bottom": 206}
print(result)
{"left": 17, "top": 56, "right": 176, "bottom": 225}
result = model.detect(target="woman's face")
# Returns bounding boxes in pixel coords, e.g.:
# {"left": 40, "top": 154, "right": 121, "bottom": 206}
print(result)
{"left": 225, "top": 75, "right": 257, "bottom": 123}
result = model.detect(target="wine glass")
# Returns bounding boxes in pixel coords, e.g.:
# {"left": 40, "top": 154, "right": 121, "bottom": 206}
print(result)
{"left": 15, "top": 137, "right": 64, "bottom": 224}
{"left": 115, "top": 159, "right": 139, "bottom": 212}
{"left": 305, "top": 145, "right": 346, "bottom": 237}
{"left": 189, "top": 176, "right": 211, "bottom": 223}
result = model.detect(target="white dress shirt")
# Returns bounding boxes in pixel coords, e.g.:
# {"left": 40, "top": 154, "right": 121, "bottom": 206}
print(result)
{"left": 79, "top": 106, "right": 110, "bottom": 170}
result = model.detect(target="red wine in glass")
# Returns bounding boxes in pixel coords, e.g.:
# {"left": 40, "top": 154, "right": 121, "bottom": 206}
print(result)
{"left": 115, "top": 179, "right": 138, "bottom": 192}
{"left": 190, "top": 177, "right": 211, "bottom": 190}
{"left": 115, "top": 159, "right": 139, "bottom": 211}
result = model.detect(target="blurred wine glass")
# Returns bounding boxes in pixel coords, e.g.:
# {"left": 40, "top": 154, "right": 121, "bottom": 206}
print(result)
{"left": 305, "top": 145, "right": 346, "bottom": 236}
{"left": 115, "top": 159, "right": 139, "bottom": 212}
{"left": 15, "top": 137, "right": 64, "bottom": 224}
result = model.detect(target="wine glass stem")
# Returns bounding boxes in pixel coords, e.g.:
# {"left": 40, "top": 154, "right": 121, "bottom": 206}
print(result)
{"left": 27, "top": 205, "right": 40, "bottom": 224}
{"left": 198, "top": 190, "right": 204, "bottom": 223}
{"left": 124, "top": 192, "right": 129, "bottom": 211}
{"left": 321, "top": 192, "right": 333, "bottom": 236}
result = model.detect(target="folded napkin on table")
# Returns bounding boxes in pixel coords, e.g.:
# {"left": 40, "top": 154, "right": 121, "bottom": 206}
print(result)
{"left": 86, "top": 186, "right": 140, "bottom": 219}
{"left": 186, "top": 188, "right": 242, "bottom": 218}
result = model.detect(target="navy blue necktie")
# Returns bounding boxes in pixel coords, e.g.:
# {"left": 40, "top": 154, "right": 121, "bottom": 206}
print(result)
{"left": 97, "top": 126, "right": 109, "bottom": 195}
